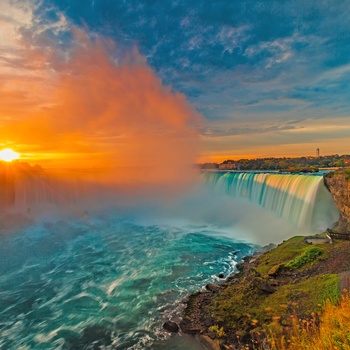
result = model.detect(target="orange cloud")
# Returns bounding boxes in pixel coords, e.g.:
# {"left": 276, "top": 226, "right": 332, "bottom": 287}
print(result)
{"left": 0, "top": 29, "right": 202, "bottom": 192}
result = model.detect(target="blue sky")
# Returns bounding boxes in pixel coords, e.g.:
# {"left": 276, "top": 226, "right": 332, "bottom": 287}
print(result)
{"left": 2, "top": 0, "right": 350, "bottom": 161}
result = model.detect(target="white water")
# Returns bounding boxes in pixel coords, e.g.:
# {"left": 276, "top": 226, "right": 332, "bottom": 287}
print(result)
{"left": 0, "top": 169, "right": 340, "bottom": 245}
{"left": 0, "top": 170, "right": 341, "bottom": 349}
{"left": 203, "top": 172, "right": 339, "bottom": 236}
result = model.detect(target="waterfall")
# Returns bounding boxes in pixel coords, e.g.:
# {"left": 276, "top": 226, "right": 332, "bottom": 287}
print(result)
{"left": 13, "top": 173, "right": 80, "bottom": 210}
{"left": 0, "top": 162, "right": 89, "bottom": 218}
{"left": 203, "top": 172, "right": 339, "bottom": 233}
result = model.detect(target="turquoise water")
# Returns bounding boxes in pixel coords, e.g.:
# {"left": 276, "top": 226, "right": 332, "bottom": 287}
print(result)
{"left": 0, "top": 213, "right": 254, "bottom": 349}
{"left": 203, "top": 172, "right": 339, "bottom": 232}
{"left": 0, "top": 172, "right": 339, "bottom": 349}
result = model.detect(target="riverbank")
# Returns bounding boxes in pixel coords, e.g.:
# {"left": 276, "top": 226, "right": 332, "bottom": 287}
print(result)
{"left": 179, "top": 235, "right": 350, "bottom": 349}
{"left": 177, "top": 170, "right": 350, "bottom": 349}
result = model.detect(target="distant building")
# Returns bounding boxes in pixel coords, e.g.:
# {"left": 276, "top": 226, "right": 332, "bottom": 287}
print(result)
{"left": 218, "top": 161, "right": 236, "bottom": 170}
{"left": 316, "top": 148, "right": 320, "bottom": 158}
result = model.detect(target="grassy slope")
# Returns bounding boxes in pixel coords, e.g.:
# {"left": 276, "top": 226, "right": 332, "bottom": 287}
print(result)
{"left": 207, "top": 236, "right": 341, "bottom": 345}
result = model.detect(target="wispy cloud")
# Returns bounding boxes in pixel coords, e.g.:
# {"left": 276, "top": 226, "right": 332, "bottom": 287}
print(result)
{"left": 2, "top": 0, "right": 350, "bottom": 161}
{"left": 201, "top": 124, "right": 298, "bottom": 138}
{"left": 244, "top": 37, "right": 294, "bottom": 68}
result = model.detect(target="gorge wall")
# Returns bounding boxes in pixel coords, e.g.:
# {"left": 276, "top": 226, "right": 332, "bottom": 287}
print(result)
{"left": 324, "top": 170, "right": 350, "bottom": 233}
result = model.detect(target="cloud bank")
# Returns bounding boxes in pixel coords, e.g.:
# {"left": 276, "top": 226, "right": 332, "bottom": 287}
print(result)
{"left": 0, "top": 2, "right": 202, "bottom": 192}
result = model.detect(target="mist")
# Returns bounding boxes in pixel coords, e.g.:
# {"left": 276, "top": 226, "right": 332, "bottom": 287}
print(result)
{"left": 0, "top": 23, "right": 338, "bottom": 246}
{"left": 1, "top": 28, "right": 202, "bottom": 195}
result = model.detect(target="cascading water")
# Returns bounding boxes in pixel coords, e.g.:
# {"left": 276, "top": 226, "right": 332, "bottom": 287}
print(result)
{"left": 202, "top": 172, "right": 339, "bottom": 233}
{"left": 0, "top": 162, "right": 92, "bottom": 219}
{"left": 0, "top": 169, "right": 341, "bottom": 349}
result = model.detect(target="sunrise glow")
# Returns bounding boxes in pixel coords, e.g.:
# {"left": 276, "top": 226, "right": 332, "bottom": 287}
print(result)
{"left": 0, "top": 148, "right": 20, "bottom": 162}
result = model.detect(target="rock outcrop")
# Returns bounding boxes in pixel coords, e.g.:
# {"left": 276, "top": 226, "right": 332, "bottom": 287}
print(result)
{"left": 324, "top": 170, "right": 350, "bottom": 233}
{"left": 163, "top": 320, "right": 179, "bottom": 333}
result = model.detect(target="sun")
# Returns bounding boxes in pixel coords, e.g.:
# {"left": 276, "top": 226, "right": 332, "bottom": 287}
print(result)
{"left": 0, "top": 148, "right": 20, "bottom": 162}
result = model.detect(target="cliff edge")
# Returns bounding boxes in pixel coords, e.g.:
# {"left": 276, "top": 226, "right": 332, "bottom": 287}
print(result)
{"left": 180, "top": 168, "right": 350, "bottom": 349}
{"left": 324, "top": 168, "right": 350, "bottom": 233}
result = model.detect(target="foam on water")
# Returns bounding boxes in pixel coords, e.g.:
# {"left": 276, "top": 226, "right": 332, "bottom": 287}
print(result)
{"left": 0, "top": 214, "right": 255, "bottom": 349}
{"left": 203, "top": 172, "right": 339, "bottom": 233}
{"left": 0, "top": 172, "right": 340, "bottom": 349}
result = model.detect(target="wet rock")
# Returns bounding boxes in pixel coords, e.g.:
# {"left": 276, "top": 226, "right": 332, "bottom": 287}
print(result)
{"left": 218, "top": 273, "right": 224, "bottom": 279}
{"left": 206, "top": 283, "right": 221, "bottom": 292}
{"left": 242, "top": 255, "right": 252, "bottom": 262}
{"left": 163, "top": 320, "right": 179, "bottom": 333}
{"left": 236, "top": 262, "right": 244, "bottom": 271}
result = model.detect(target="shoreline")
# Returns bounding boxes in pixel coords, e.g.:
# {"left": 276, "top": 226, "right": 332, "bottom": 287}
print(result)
{"left": 177, "top": 235, "right": 350, "bottom": 349}
{"left": 178, "top": 247, "right": 269, "bottom": 350}
{"left": 174, "top": 171, "right": 350, "bottom": 349}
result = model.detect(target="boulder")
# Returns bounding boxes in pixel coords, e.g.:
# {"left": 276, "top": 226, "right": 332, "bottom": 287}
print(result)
{"left": 205, "top": 283, "right": 221, "bottom": 292}
{"left": 163, "top": 320, "right": 179, "bottom": 333}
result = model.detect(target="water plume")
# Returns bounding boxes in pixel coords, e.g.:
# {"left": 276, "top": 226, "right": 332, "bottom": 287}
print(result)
{"left": 0, "top": 27, "right": 202, "bottom": 202}
{"left": 194, "top": 172, "right": 340, "bottom": 244}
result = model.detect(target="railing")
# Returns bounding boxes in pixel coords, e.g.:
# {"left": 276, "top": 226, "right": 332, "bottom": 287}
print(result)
{"left": 329, "top": 232, "right": 350, "bottom": 240}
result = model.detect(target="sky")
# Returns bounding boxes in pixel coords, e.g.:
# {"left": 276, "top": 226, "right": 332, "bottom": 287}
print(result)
{"left": 1, "top": 0, "right": 350, "bottom": 169}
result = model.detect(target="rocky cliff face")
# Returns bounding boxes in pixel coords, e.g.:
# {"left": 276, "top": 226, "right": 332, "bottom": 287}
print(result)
{"left": 324, "top": 171, "right": 350, "bottom": 233}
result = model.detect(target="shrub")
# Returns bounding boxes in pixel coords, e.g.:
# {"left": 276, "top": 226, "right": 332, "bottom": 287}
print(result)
{"left": 286, "top": 247, "right": 323, "bottom": 269}
{"left": 208, "top": 324, "right": 226, "bottom": 338}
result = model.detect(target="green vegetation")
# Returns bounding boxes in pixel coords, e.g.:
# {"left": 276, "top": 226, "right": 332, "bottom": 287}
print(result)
{"left": 200, "top": 154, "right": 350, "bottom": 172}
{"left": 325, "top": 166, "right": 350, "bottom": 181}
{"left": 286, "top": 246, "right": 323, "bottom": 269}
{"left": 255, "top": 236, "right": 331, "bottom": 275}
{"left": 208, "top": 324, "right": 226, "bottom": 338}
{"left": 261, "top": 274, "right": 339, "bottom": 318}
{"left": 342, "top": 167, "right": 350, "bottom": 181}
{"left": 206, "top": 236, "right": 341, "bottom": 346}
{"left": 267, "top": 292, "right": 350, "bottom": 350}
{"left": 210, "top": 272, "right": 339, "bottom": 332}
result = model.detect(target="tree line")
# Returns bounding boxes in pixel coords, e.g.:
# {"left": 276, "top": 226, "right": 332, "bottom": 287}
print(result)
{"left": 200, "top": 154, "right": 350, "bottom": 173}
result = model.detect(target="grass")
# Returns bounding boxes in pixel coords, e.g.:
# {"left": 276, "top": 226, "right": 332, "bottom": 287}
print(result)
{"left": 260, "top": 274, "right": 339, "bottom": 321}
{"left": 210, "top": 273, "right": 266, "bottom": 332}
{"left": 210, "top": 274, "right": 339, "bottom": 333}
{"left": 255, "top": 236, "right": 330, "bottom": 276}
{"left": 266, "top": 292, "right": 350, "bottom": 350}
{"left": 208, "top": 235, "right": 341, "bottom": 348}
{"left": 254, "top": 236, "right": 307, "bottom": 276}
{"left": 286, "top": 246, "right": 323, "bottom": 269}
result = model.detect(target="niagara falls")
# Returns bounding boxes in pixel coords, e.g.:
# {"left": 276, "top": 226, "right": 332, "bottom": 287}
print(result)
{"left": 2, "top": 0, "right": 350, "bottom": 349}
{"left": 0, "top": 166, "right": 340, "bottom": 349}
